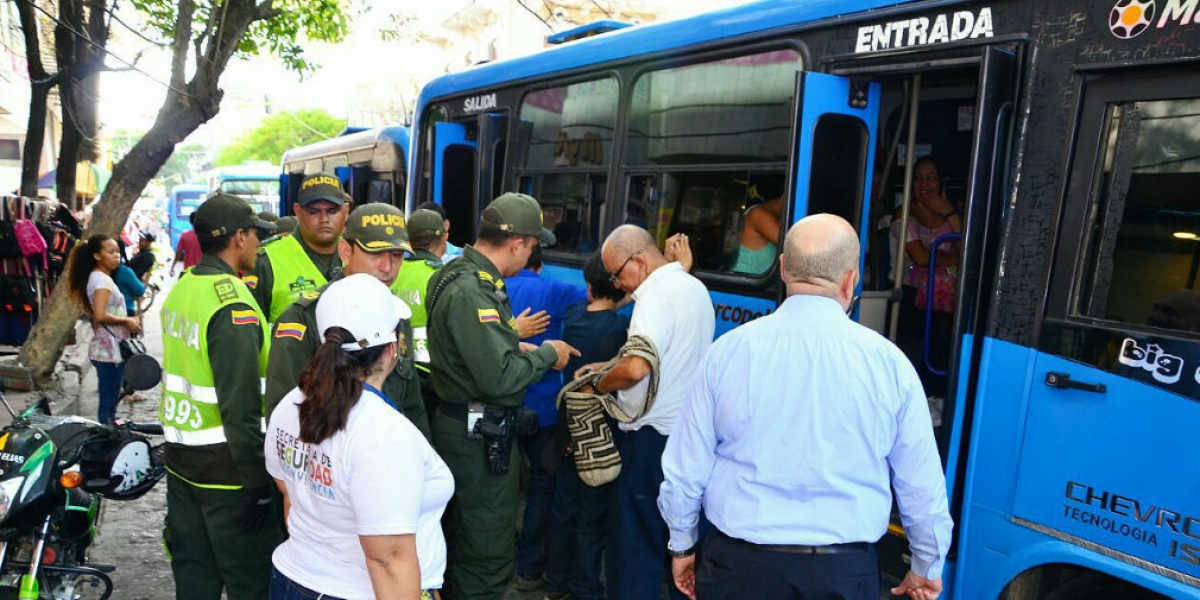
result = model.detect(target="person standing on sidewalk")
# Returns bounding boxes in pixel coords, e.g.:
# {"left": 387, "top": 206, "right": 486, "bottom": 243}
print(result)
{"left": 575, "top": 226, "right": 713, "bottom": 600}
{"left": 247, "top": 173, "right": 348, "bottom": 322}
{"left": 391, "top": 208, "right": 449, "bottom": 411}
{"left": 67, "top": 234, "right": 142, "bottom": 423}
{"left": 505, "top": 245, "right": 586, "bottom": 593}
{"left": 427, "top": 193, "right": 578, "bottom": 600}
{"left": 159, "top": 194, "right": 281, "bottom": 600}
{"left": 264, "top": 202, "right": 429, "bottom": 440}
{"left": 658, "top": 214, "right": 952, "bottom": 600}
{"left": 541, "top": 254, "right": 630, "bottom": 600}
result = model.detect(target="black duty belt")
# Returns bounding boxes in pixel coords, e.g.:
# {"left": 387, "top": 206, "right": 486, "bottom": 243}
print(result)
{"left": 715, "top": 528, "right": 869, "bottom": 555}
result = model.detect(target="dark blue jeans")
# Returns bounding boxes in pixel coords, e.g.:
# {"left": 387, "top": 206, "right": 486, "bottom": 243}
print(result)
{"left": 270, "top": 567, "right": 346, "bottom": 600}
{"left": 606, "top": 427, "right": 688, "bottom": 600}
{"left": 543, "top": 453, "right": 613, "bottom": 600}
{"left": 92, "top": 360, "right": 125, "bottom": 423}
{"left": 517, "top": 425, "right": 556, "bottom": 578}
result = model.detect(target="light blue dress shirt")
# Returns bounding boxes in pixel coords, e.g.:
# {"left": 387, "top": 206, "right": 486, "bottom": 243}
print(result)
{"left": 658, "top": 294, "right": 953, "bottom": 578}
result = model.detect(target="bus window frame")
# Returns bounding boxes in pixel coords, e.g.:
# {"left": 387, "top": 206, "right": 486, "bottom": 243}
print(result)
{"left": 1045, "top": 67, "right": 1200, "bottom": 341}
{"left": 615, "top": 42, "right": 805, "bottom": 291}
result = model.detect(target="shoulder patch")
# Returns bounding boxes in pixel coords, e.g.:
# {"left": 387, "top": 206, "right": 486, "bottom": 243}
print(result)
{"left": 275, "top": 322, "right": 307, "bottom": 340}
{"left": 477, "top": 270, "right": 495, "bottom": 283}
{"left": 231, "top": 309, "right": 260, "bottom": 326}
{"left": 241, "top": 274, "right": 259, "bottom": 289}
{"left": 478, "top": 308, "right": 501, "bottom": 323}
{"left": 214, "top": 278, "right": 238, "bottom": 302}
{"left": 301, "top": 290, "right": 321, "bottom": 300}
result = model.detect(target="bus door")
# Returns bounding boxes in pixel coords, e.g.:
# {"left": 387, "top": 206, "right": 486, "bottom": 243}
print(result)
{"left": 791, "top": 71, "right": 881, "bottom": 300}
{"left": 1009, "top": 69, "right": 1200, "bottom": 593}
{"left": 836, "top": 45, "right": 1019, "bottom": 589}
{"left": 477, "top": 113, "right": 508, "bottom": 208}
{"left": 431, "top": 122, "right": 478, "bottom": 247}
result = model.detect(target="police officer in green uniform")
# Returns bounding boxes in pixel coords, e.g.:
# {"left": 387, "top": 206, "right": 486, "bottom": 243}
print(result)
{"left": 391, "top": 208, "right": 448, "bottom": 393}
{"left": 427, "top": 193, "right": 579, "bottom": 600}
{"left": 264, "top": 203, "right": 430, "bottom": 439}
{"left": 159, "top": 194, "right": 280, "bottom": 600}
{"left": 247, "top": 172, "right": 348, "bottom": 322}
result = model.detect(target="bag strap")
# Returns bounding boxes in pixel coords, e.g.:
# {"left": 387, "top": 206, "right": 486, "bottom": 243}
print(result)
{"left": 556, "top": 334, "right": 660, "bottom": 424}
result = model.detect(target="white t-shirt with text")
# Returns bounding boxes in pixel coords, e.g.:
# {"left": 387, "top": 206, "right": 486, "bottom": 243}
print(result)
{"left": 266, "top": 387, "right": 453, "bottom": 597}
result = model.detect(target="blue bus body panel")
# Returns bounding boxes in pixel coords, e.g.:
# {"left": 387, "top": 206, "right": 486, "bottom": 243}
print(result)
{"left": 417, "top": 0, "right": 915, "bottom": 107}
{"left": 432, "top": 122, "right": 477, "bottom": 206}
{"left": 955, "top": 337, "right": 1200, "bottom": 596}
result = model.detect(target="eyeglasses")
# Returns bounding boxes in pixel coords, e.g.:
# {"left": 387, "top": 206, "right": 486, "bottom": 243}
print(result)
{"left": 609, "top": 250, "right": 644, "bottom": 284}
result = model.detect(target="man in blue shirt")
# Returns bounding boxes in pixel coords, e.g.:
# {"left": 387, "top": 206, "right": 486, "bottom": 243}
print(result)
{"left": 658, "top": 213, "right": 952, "bottom": 600}
{"left": 505, "top": 245, "right": 586, "bottom": 591}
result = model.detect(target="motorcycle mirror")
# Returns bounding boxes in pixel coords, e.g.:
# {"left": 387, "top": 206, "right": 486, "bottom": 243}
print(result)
{"left": 123, "top": 354, "right": 162, "bottom": 391}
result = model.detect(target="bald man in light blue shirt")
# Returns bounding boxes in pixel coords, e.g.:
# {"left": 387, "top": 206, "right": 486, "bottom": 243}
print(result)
{"left": 658, "top": 213, "right": 952, "bottom": 600}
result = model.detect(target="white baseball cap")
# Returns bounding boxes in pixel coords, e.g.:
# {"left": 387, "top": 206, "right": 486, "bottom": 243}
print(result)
{"left": 315, "top": 273, "right": 412, "bottom": 351}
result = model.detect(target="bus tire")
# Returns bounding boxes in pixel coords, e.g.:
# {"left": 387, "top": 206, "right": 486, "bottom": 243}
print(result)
{"left": 1043, "top": 572, "right": 1166, "bottom": 600}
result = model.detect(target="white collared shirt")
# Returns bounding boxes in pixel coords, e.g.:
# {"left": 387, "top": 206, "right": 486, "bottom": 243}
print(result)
{"left": 617, "top": 261, "right": 714, "bottom": 435}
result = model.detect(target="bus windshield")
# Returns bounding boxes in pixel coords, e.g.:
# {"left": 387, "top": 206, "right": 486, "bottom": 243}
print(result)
{"left": 175, "top": 191, "right": 204, "bottom": 218}
{"left": 218, "top": 179, "right": 279, "bottom": 214}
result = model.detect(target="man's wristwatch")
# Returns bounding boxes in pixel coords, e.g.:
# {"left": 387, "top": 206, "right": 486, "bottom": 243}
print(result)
{"left": 668, "top": 542, "right": 697, "bottom": 558}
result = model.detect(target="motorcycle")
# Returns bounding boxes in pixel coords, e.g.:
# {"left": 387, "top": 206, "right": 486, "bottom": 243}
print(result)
{"left": 0, "top": 389, "right": 166, "bottom": 599}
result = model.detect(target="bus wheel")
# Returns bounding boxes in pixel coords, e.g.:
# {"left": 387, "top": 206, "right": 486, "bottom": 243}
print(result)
{"left": 1043, "top": 573, "right": 1167, "bottom": 600}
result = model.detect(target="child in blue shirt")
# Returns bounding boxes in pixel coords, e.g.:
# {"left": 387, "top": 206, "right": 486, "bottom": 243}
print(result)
{"left": 542, "top": 254, "right": 630, "bottom": 600}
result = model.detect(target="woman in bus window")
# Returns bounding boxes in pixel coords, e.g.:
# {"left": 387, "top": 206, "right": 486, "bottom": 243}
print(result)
{"left": 732, "top": 176, "right": 785, "bottom": 275}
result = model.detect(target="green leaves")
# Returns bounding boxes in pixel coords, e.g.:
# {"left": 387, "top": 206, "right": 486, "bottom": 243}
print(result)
{"left": 127, "top": 0, "right": 350, "bottom": 74}
{"left": 215, "top": 108, "right": 346, "bottom": 166}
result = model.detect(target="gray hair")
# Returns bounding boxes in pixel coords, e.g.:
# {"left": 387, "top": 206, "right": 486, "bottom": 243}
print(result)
{"left": 781, "top": 214, "right": 860, "bottom": 284}
{"left": 603, "top": 224, "right": 660, "bottom": 259}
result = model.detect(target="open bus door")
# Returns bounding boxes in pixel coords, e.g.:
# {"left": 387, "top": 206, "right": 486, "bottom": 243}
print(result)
{"left": 477, "top": 113, "right": 508, "bottom": 210}
{"left": 792, "top": 71, "right": 881, "bottom": 296}
{"left": 432, "top": 122, "right": 478, "bottom": 247}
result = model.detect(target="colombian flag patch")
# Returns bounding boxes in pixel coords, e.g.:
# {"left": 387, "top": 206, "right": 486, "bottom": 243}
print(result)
{"left": 478, "top": 309, "right": 501, "bottom": 323}
{"left": 231, "top": 310, "right": 260, "bottom": 326}
{"left": 241, "top": 275, "right": 259, "bottom": 289}
{"left": 275, "top": 322, "right": 307, "bottom": 340}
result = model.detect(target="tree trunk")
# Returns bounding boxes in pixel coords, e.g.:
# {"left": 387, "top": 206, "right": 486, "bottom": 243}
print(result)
{"left": 17, "top": 0, "right": 50, "bottom": 198}
{"left": 18, "top": 0, "right": 276, "bottom": 388}
{"left": 18, "top": 103, "right": 212, "bottom": 387}
{"left": 53, "top": 0, "right": 82, "bottom": 206}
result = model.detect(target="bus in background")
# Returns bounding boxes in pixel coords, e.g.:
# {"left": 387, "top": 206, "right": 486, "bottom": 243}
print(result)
{"left": 208, "top": 162, "right": 281, "bottom": 216}
{"left": 166, "top": 183, "right": 207, "bottom": 248}
{"left": 280, "top": 126, "right": 409, "bottom": 212}
{"left": 408, "top": 1, "right": 1200, "bottom": 598}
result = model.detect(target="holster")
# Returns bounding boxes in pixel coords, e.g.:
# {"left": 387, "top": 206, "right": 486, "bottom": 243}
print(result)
{"left": 473, "top": 405, "right": 539, "bottom": 475}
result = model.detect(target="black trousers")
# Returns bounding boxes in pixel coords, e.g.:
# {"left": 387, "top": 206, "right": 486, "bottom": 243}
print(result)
{"left": 695, "top": 530, "right": 880, "bottom": 600}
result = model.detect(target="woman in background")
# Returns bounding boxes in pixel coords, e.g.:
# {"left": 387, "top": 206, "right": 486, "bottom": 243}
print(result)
{"left": 67, "top": 234, "right": 141, "bottom": 423}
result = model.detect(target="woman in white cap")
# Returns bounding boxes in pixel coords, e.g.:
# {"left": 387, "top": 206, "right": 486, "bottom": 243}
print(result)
{"left": 265, "top": 273, "right": 453, "bottom": 600}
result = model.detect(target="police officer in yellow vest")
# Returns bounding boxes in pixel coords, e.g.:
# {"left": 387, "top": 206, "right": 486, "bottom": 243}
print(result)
{"left": 159, "top": 194, "right": 281, "bottom": 600}
{"left": 247, "top": 173, "right": 348, "bottom": 322}
{"left": 391, "top": 209, "right": 448, "bottom": 384}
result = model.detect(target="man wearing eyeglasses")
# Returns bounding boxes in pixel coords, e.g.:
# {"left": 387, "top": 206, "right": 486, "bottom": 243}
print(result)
{"left": 574, "top": 224, "right": 714, "bottom": 600}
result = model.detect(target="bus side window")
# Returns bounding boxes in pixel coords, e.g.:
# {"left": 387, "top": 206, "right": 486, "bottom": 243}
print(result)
{"left": 514, "top": 77, "right": 618, "bottom": 255}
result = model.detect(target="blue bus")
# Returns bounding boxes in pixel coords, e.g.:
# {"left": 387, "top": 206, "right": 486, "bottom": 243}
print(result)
{"left": 208, "top": 162, "right": 282, "bottom": 216}
{"left": 408, "top": 0, "right": 1200, "bottom": 597}
{"left": 280, "top": 126, "right": 409, "bottom": 212}
{"left": 166, "top": 183, "right": 207, "bottom": 248}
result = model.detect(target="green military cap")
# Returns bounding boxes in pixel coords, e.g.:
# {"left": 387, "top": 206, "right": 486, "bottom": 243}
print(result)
{"left": 480, "top": 192, "right": 555, "bottom": 246}
{"left": 408, "top": 209, "right": 445, "bottom": 238}
{"left": 275, "top": 215, "right": 298, "bottom": 233}
{"left": 298, "top": 172, "right": 346, "bottom": 207}
{"left": 345, "top": 203, "right": 412, "bottom": 253}
{"left": 193, "top": 193, "right": 277, "bottom": 239}
{"left": 257, "top": 210, "right": 279, "bottom": 223}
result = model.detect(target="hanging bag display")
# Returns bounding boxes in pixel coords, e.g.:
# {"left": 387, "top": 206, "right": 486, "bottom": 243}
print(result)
{"left": 14, "top": 219, "right": 48, "bottom": 273}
